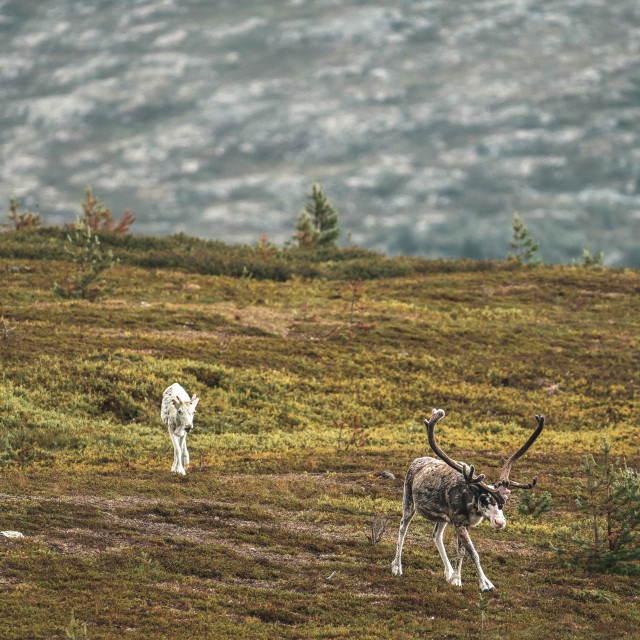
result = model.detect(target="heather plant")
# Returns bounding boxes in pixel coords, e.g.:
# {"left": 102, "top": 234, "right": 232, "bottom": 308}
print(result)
{"left": 1, "top": 316, "right": 15, "bottom": 341}
{"left": 0, "top": 425, "right": 37, "bottom": 470}
{"left": 553, "top": 438, "right": 640, "bottom": 575}
{"left": 334, "top": 414, "right": 369, "bottom": 452}
{"left": 2, "top": 196, "right": 41, "bottom": 230}
{"left": 365, "top": 493, "right": 389, "bottom": 545}
{"left": 53, "top": 215, "right": 118, "bottom": 300}
{"left": 345, "top": 277, "right": 366, "bottom": 327}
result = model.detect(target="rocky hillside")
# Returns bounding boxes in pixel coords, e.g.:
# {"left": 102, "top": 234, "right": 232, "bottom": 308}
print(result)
{"left": 2, "top": 0, "right": 640, "bottom": 265}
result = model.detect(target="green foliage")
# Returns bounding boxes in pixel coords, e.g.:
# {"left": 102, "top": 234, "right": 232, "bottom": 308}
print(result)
{"left": 1, "top": 316, "right": 15, "bottom": 341}
{"left": 1, "top": 245, "right": 640, "bottom": 639}
{"left": 477, "top": 592, "right": 490, "bottom": 631}
{"left": 52, "top": 216, "right": 118, "bottom": 300}
{"left": 79, "top": 186, "right": 135, "bottom": 234}
{"left": 0, "top": 425, "right": 37, "bottom": 470}
{"left": 0, "top": 226, "right": 514, "bottom": 281}
{"left": 66, "top": 611, "right": 88, "bottom": 640}
{"left": 553, "top": 438, "right": 640, "bottom": 575}
{"left": 516, "top": 483, "right": 553, "bottom": 518}
{"left": 577, "top": 248, "right": 604, "bottom": 268}
{"left": 294, "top": 182, "right": 341, "bottom": 248}
{"left": 2, "top": 197, "right": 41, "bottom": 231}
{"left": 508, "top": 212, "right": 540, "bottom": 265}
{"left": 574, "top": 588, "right": 619, "bottom": 604}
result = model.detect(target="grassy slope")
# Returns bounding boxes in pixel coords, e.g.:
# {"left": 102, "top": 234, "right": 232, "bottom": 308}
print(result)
{"left": 1, "top": 249, "right": 639, "bottom": 639}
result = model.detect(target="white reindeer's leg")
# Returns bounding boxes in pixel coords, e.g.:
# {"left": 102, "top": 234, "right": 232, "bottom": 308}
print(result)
{"left": 455, "top": 526, "right": 494, "bottom": 592}
{"left": 181, "top": 435, "right": 189, "bottom": 468}
{"left": 391, "top": 504, "right": 415, "bottom": 576}
{"left": 169, "top": 432, "right": 179, "bottom": 472}
{"left": 170, "top": 432, "right": 186, "bottom": 475}
{"left": 433, "top": 521, "right": 456, "bottom": 585}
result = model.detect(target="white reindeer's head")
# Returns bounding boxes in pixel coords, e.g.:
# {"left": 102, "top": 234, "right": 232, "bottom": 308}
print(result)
{"left": 172, "top": 393, "right": 199, "bottom": 436}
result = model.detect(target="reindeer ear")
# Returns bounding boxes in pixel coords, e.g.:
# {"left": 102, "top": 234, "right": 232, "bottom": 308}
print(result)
{"left": 191, "top": 395, "right": 199, "bottom": 409}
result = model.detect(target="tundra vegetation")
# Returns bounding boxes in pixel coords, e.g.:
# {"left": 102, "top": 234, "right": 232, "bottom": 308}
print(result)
{"left": 0, "top": 228, "right": 639, "bottom": 639}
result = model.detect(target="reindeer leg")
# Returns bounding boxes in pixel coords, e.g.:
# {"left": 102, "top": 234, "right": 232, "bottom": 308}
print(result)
{"left": 169, "top": 431, "right": 179, "bottom": 472}
{"left": 181, "top": 435, "right": 189, "bottom": 468}
{"left": 391, "top": 502, "right": 415, "bottom": 576}
{"left": 452, "top": 535, "right": 466, "bottom": 587}
{"left": 455, "top": 526, "right": 494, "bottom": 592}
{"left": 170, "top": 431, "right": 186, "bottom": 475}
{"left": 433, "top": 521, "right": 456, "bottom": 585}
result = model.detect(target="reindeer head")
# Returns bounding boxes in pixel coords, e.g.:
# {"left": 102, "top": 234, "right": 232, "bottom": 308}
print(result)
{"left": 172, "top": 393, "right": 199, "bottom": 435}
{"left": 424, "top": 408, "right": 544, "bottom": 513}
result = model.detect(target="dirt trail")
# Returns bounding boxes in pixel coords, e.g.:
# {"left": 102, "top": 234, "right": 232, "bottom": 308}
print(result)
{"left": 0, "top": 487, "right": 543, "bottom": 563}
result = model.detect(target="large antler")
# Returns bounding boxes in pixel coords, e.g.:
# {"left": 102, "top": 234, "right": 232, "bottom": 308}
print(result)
{"left": 425, "top": 409, "right": 506, "bottom": 504}
{"left": 425, "top": 410, "right": 545, "bottom": 507}
{"left": 496, "top": 414, "right": 545, "bottom": 490}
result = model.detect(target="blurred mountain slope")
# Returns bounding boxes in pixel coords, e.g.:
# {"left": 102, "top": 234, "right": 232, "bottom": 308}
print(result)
{"left": 1, "top": 0, "right": 640, "bottom": 265}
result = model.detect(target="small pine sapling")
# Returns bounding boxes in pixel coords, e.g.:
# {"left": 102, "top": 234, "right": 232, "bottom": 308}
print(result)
{"left": 79, "top": 186, "right": 135, "bottom": 234}
{"left": 294, "top": 182, "right": 341, "bottom": 248}
{"left": 66, "top": 611, "right": 88, "bottom": 640}
{"left": 477, "top": 592, "right": 491, "bottom": 631}
{"left": 579, "top": 249, "right": 604, "bottom": 268}
{"left": 53, "top": 215, "right": 118, "bottom": 300}
{"left": 507, "top": 213, "right": 540, "bottom": 265}
{"left": 516, "top": 481, "right": 553, "bottom": 518}
{"left": 553, "top": 438, "right": 640, "bottom": 575}
{"left": 256, "top": 233, "right": 278, "bottom": 260}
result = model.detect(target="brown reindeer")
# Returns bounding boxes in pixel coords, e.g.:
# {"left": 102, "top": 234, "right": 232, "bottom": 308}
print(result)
{"left": 391, "top": 409, "right": 544, "bottom": 591}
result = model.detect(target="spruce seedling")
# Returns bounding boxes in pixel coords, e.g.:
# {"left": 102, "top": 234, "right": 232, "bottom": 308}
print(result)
{"left": 52, "top": 215, "right": 118, "bottom": 300}
{"left": 553, "top": 438, "right": 640, "bottom": 574}
{"left": 294, "top": 182, "right": 341, "bottom": 247}
{"left": 508, "top": 213, "right": 540, "bottom": 265}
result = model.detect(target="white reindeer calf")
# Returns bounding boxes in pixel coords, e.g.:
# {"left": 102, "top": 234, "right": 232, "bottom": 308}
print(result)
{"left": 161, "top": 383, "right": 199, "bottom": 475}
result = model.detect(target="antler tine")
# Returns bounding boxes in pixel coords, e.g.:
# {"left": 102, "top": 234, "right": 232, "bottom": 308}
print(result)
{"left": 508, "top": 477, "right": 538, "bottom": 490}
{"left": 425, "top": 409, "right": 486, "bottom": 485}
{"left": 497, "top": 414, "right": 545, "bottom": 488}
{"left": 425, "top": 409, "right": 510, "bottom": 506}
{"left": 462, "top": 464, "right": 486, "bottom": 484}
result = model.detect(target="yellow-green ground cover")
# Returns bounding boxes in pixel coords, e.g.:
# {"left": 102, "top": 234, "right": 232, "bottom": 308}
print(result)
{"left": 1, "top": 250, "right": 639, "bottom": 638}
